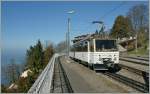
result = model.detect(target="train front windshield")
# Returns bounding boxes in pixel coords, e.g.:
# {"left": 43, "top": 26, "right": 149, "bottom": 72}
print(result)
{"left": 96, "top": 40, "right": 117, "bottom": 51}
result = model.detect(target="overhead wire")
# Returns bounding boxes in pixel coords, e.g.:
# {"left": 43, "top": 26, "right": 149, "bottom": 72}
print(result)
{"left": 71, "top": 1, "right": 127, "bottom": 38}
{"left": 100, "top": 1, "right": 127, "bottom": 20}
{"left": 96, "top": 1, "right": 127, "bottom": 33}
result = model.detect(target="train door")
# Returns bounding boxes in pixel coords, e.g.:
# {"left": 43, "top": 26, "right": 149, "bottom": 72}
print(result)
{"left": 89, "top": 39, "right": 95, "bottom": 66}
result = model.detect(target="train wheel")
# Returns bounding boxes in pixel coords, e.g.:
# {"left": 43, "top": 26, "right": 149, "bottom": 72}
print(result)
{"left": 114, "top": 64, "right": 121, "bottom": 71}
{"left": 91, "top": 64, "right": 94, "bottom": 70}
{"left": 108, "top": 64, "right": 121, "bottom": 73}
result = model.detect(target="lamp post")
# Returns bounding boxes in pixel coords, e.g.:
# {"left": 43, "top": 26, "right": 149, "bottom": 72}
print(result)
{"left": 66, "top": 32, "right": 68, "bottom": 55}
{"left": 67, "top": 10, "right": 75, "bottom": 57}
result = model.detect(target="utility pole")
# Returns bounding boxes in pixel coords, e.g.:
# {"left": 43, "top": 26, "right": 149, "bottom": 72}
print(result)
{"left": 67, "top": 10, "right": 75, "bottom": 57}
{"left": 66, "top": 32, "right": 68, "bottom": 55}
{"left": 68, "top": 18, "right": 70, "bottom": 57}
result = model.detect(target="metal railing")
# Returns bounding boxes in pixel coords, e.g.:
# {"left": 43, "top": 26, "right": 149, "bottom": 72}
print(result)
{"left": 28, "top": 54, "right": 58, "bottom": 93}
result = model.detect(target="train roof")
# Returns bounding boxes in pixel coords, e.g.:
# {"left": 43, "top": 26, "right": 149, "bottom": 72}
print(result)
{"left": 91, "top": 37, "right": 117, "bottom": 40}
{"left": 73, "top": 34, "right": 116, "bottom": 42}
{"left": 72, "top": 35, "right": 117, "bottom": 46}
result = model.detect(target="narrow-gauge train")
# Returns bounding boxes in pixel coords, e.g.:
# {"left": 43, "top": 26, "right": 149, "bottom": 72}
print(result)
{"left": 69, "top": 37, "right": 119, "bottom": 71}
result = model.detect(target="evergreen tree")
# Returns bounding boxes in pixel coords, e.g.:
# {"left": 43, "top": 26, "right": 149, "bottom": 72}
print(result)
{"left": 110, "top": 15, "right": 132, "bottom": 38}
{"left": 34, "top": 40, "right": 43, "bottom": 73}
{"left": 26, "top": 40, "right": 43, "bottom": 74}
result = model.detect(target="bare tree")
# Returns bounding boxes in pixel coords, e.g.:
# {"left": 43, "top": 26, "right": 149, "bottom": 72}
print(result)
{"left": 6, "top": 59, "right": 20, "bottom": 83}
{"left": 55, "top": 41, "right": 66, "bottom": 53}
{"left": 127, "top": 4, "right": 148, "bottom": 49}
{"left": 127, "top": 4, "right": 148, "bottom": 32}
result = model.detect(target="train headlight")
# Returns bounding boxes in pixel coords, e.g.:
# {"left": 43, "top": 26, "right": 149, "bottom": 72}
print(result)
{"left": 99, "top": 55, "right": 103, "bottom": 61}
{"left": 114, "top": 57, "right": 117, "bottom": 61}
{"left": 113, "top": 55, "right": 116, "bottom": 61}
{"left": 99, "top": 58, "right": 102, "bottom": 61}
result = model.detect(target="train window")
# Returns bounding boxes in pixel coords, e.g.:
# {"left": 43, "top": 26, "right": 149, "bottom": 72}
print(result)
{"left": 95, "top": 40, "right": 117, "bottom": 52}
{"left": 73, "top": 41, "right": 88, "bottom": 52}
{"left": 81, "top": 41, "right": 88, "bottom": 52}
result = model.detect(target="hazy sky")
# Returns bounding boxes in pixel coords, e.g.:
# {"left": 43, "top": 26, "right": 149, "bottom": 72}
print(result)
{"left": 2, "top": 1, "right": 148, "bottom": 52}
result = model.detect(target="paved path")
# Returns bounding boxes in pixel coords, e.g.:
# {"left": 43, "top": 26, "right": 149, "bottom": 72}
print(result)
{"left": 60, "top": 56, "right": 131, "bottom": 93}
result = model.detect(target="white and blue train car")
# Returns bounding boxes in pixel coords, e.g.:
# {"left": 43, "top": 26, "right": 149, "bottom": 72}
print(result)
{"left": 69, "top": 38, "right": 119, "bottom": 71}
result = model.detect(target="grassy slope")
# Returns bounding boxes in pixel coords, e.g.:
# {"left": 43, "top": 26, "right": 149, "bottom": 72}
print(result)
{"left": 127, "top": 40, "right": 149, "bottom": 56}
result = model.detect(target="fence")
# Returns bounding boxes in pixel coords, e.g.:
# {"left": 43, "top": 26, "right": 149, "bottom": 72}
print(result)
{"left": 28, "top": 54, "right": 58, "bottom": 93}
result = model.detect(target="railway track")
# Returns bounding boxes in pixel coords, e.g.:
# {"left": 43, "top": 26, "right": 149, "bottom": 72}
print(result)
{"left": 103, "top": 72, "right": 149, "bottom": 93}
{"left": 119, "top": 64, "right": 149, "bottom": 77}
{"left": 119, "top": 64, "right": 149, "bottom": 88}
{"left": 120, "top": 57, "right": 149, "bottom": 66}
{"left": 51, "top": 57, "right": 73, "bottom": 93}
{"left": 123, "top": 56, "right": 149, "bottom": 61}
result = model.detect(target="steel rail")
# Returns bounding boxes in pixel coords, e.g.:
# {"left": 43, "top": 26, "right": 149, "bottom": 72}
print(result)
{"left": 58, "top": 56, "right": 74, "bottom": 93}
{"left": 51, "top": 56, "right": 73, "bottom": 93}
{"left": 119, "top": 57, "right": 149, "bottom": 66}
{"left": 58, "top": 58, "right": 64, "bottom": 93}
{"left": 104, "top": 72, "right": 149, "bottom": 93}
{"left": 120, "top": 56, "right": 149, "bottom": 62}
{"left": 119, "top": 64, "right": 149, "bottom": 76}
